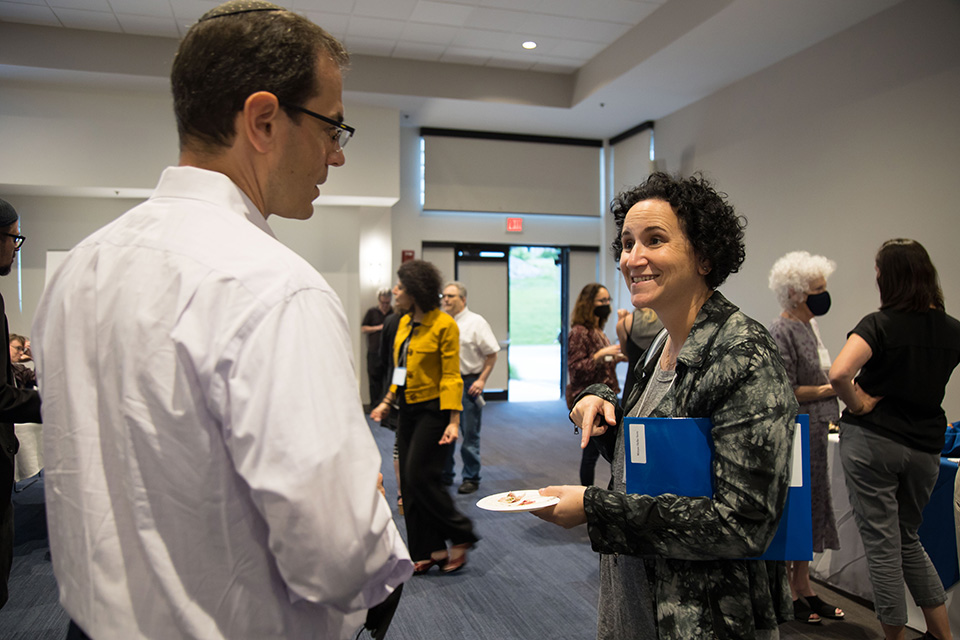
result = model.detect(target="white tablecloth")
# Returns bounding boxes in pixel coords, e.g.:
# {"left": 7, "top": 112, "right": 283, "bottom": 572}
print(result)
{"left": 810, "top": 433, "right": 960, "bottom": 634}
{"left": 14, "top": 422, "right": 42, "bottom": 482}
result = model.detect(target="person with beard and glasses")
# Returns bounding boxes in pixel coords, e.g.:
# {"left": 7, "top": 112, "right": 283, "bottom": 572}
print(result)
{"left": 768, "top": 251, "right": 844, "bottom": 625}
{"left": 0, "top": 198, "right": 42, "bottom": 612}
{"left": 30, "top": 4, "right": 410, "bottom": 639}
{"left": 566, "top": 283, "right": 626, "bottom": 487}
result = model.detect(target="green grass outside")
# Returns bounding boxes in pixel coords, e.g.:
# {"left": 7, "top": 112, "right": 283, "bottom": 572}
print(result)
{"left": 509, "top": 255, "right": 561, "bottom": 346}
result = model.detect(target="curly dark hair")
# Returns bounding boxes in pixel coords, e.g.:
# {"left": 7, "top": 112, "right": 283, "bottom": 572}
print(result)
{"left": 610, "top": 172, "right": 746, "bottom": 290}
{"left": 397, "top": 260, "right": 443, "bottom": 313}
{"left": 172, "top": 3, "right": 349, "bottom": 153}
{"left": 876, "top": 239, "right": 944, "bottom": 312}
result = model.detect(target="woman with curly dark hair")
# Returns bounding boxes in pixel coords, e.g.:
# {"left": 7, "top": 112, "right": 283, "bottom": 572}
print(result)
{"left": 566, "top": 282, "right": 626, "bottom": 486}
{"left": 830, "top": 239, "right": 959, "bottom": 640}
{"left": 535, "top": 173, "right": 798, "bottom": 639}
{"left": 371, "top": 260, "right": 478, "bottom": 574}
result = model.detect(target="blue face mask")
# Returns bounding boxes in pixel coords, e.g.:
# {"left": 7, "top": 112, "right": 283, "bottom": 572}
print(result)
{"left": 805, "top": 291, "right": 831, "bottom": 316}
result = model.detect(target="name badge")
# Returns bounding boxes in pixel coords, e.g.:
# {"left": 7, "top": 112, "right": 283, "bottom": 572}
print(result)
{"left": 392, "top": 367, "right": 407, "bottom": 386}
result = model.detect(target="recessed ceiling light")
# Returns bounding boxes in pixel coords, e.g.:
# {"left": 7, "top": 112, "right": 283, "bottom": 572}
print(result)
{"left": 522, "top": 41, "right": 537, "bottom": 50}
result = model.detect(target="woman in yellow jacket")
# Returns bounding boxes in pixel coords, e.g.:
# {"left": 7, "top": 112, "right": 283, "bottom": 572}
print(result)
{"left": 371, "top": 260, "right": 478, "bottom": 574}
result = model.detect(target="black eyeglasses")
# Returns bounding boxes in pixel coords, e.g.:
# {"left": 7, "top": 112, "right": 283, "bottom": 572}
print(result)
{"left": 1, "top": 233, "right": 25, "bottom": 249}
{"left": 280, "top": 103, "right": 355, "bottom": 149}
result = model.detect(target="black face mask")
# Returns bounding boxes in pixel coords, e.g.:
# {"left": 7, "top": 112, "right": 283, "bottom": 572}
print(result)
{"left": 805, "top": 291, "right": 831, "bottom": 316}
{"left": 594, "top": 304, "right": 611, "bottom": 320}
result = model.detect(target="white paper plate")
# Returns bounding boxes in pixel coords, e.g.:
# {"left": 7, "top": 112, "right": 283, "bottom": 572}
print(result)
{"left": 476, "top": 490, "right": 559, "bottom": 513}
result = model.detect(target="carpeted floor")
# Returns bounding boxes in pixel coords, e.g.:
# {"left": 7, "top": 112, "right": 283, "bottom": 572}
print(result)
{"left": 0, "top": 399, "right": 927, "bottom": 639}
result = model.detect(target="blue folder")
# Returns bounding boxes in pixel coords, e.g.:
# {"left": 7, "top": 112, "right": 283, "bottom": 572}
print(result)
{"left": 623, "top": 414, "right": 812, "bottom": 561}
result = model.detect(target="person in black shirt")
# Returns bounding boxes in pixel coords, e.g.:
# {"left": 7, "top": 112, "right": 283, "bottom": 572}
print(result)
{"left": 0, "top": 198, "right": 43, "bottom": 610}
{"left": 831, "top": 239, "right": 960, "bottom": 640}
{"left": 361, "top": 288, "right": 392, "bottom": 409}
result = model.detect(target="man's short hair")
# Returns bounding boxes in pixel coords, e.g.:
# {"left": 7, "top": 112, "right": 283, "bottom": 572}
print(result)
{"left": 171, "top": 1, "right": 349, "bottom": 153}
{"left": 444, "top": 281, "right": 467, "bottom": 300}
{"left": 377, "top": 288, "right": 392, "bottom": 299}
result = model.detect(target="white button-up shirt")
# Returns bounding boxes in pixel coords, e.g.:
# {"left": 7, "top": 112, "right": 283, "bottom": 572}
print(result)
{"left": 33, "top": 166, "right": 411, "bottom": 640}
{"left": 453, "top": 307, "right": 500, "bottom": 375}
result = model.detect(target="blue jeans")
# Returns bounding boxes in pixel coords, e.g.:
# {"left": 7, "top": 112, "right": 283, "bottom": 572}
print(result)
{"left": 443, "top": 375, "right": 482, "bottom": 484}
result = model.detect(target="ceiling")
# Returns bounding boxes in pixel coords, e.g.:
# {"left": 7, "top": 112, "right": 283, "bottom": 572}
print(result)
{"left": 0, "top": 0, "right": 905, "bottom": 139}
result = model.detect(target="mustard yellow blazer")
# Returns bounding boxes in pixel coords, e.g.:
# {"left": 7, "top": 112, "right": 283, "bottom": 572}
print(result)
{"left": 390, "top": 308, "right": 463, "bottom": 411}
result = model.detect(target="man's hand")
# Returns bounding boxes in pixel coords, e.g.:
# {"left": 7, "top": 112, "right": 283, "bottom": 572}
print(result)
{"left": 570, "top": 395, "right": 617, "bottom": 449}
{"left": 531, "top": 485, "right": 587, "bottom": 529}
{"left": 468, "top": 379, "right": 485, "bottom": 397}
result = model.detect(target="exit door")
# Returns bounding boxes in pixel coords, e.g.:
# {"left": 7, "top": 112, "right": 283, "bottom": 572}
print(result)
{"left": 454, "top": 249, "right": 509, "bottom": 396}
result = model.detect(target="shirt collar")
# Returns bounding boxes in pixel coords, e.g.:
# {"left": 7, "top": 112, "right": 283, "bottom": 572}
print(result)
{"left": 153, "top": 166, "right": 277, "bottom": 239}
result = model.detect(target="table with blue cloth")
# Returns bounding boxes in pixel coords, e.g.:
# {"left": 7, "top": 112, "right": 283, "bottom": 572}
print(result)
{"left": 811, "top": 430, "right": 960, "bottom": 634}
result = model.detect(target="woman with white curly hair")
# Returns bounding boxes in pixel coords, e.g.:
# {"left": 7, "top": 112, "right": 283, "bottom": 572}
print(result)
{"left": 768, "top": 250, "right": 844, "bottom": 625}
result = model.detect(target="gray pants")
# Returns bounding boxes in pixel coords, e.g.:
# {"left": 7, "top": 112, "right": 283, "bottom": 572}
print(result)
{"left": 839, "top": 422, "right": 946, "bottom": 625}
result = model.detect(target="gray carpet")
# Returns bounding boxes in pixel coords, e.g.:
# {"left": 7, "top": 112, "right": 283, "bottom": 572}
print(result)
{"left": 0, "top": 399, "right": 927, "bottom": 639}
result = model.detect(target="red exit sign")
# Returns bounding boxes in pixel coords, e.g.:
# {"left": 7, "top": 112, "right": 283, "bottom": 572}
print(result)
{"left": 506, "top": 217, "right": 523, "bottom": 233}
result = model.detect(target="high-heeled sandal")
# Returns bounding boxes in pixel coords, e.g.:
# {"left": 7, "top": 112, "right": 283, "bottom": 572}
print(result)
{"left": 442, "top": 543, "right": 471, "bottom": 574}
{"left": 804, "top": 595, "right": 844, "bottom": 620}
{"left": 793, "top": 598, "right": 821, "bottom": 624}
{"left": 413, "top": 555, "right": 447, "bottom": 575}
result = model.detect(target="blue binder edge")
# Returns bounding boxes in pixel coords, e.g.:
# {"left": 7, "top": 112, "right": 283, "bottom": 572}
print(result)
{"left": 622, "top": 415, "right": 812, "bottom": 561}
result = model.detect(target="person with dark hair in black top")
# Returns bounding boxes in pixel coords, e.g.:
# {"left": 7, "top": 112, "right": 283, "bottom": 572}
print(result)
{"left": 831, "top": 238, "right": 960, "bottom": 640}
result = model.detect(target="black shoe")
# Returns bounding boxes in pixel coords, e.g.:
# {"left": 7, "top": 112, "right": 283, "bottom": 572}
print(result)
{"left": 458, "top": 480, "right": 479, "bottom": 494}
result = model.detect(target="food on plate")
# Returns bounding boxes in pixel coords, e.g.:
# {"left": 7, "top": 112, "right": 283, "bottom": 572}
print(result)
{"left": 498, "top": 491, "right": 536, "bottom": 506}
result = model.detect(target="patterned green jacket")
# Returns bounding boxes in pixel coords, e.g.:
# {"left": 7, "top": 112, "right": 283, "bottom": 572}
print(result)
{"left": 582, "top": 291, "right": 799, "bottom": 639}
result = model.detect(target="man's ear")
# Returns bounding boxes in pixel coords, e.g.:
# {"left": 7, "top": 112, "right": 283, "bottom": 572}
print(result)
{"left": 239, "top": 91, "right": 282, "bottom": 154}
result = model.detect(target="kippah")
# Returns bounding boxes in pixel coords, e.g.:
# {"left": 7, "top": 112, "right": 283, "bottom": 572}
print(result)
{"left": 0, "top": 198, "right": 19, "bottom": 228}
{"left": 199, "top": 0, "right": 285, "bottom": 22}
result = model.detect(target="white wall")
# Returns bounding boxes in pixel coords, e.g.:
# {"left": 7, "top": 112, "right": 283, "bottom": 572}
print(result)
{"left": 613, "top": 0, "right": 960, "bottom": 417}
{"left": 0, "top": 79, "right": 401, "bottom": 205}
{"left": 0, "top": 193, "right": 385, "bottom": 390}
{"left": 390, "top": 127, "right": 605, "bottom": 267}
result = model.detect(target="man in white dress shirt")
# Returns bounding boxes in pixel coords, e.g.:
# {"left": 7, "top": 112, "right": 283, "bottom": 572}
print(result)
{"left": 32, "top": 3, "right": 411, "bottom": 639}
{"left": 440, "top": 282, "right": 499, "bottom": 494}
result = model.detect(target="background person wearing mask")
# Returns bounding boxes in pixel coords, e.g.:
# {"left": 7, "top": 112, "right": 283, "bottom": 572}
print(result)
{"left": 768, "top": 250, "right": 844, "bottom": 624}
{"left": 566, "top": 283, "right": 626, "bottom": 487}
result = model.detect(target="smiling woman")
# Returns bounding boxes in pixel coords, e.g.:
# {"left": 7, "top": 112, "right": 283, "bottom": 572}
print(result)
{"left": 534, "top": 172, "right": 799, "bottom": 640}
